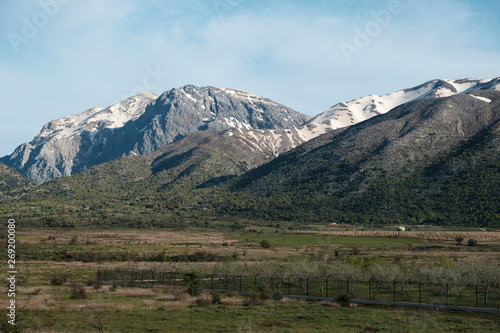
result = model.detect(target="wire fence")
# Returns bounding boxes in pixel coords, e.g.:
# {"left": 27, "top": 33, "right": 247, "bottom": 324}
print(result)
{"left": 97, "top": 268, "right": 500, "bottom": 311}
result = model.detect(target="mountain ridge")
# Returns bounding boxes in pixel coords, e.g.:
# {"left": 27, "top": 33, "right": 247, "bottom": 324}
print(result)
{"left": 1, "top": 85, "right": 310, "bottom": 183}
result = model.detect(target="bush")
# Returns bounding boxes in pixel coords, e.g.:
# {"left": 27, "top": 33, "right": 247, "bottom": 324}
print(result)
{"left": 51, "top": 274, "right": 68, "bottom": 286}
{"left": 245, "top": 283, "right": 272, "bottom": 305}
{"left": 69, "top": 235, "right": 78, "bottom": 245}
{"left": 336, "top": 293, "right": 352, "bottom": 307}
{"left": 467, "top": 238, "right": 478, "bottom": 247}
{"left": 273, "top": 291, "right": 283, "bottom": 301}
{"left": 195, "top": 297, "right": 211, "bottom": 307}
{"left": 70, "top": 281, "right": 87, "bottom": 299}
{"left": 211, "top": 292, "right": 223, "bottom": 305}
{"left": 260, "top": 240, "right": 271, "bottom": 249}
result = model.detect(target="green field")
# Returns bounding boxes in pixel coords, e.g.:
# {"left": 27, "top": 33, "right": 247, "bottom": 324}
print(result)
{"left": 235, "top": 234, "right": 422, "bottom": 246}
{"left": 1, "top": 227, "right": 500, "bottom": 332}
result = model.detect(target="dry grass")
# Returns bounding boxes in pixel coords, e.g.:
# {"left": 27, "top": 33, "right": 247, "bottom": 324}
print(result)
{"left": 111, "top": 287, "right": 157, "bottom": 298}
{"left": 18, "top": 229, "right": 233, "bottom": 246}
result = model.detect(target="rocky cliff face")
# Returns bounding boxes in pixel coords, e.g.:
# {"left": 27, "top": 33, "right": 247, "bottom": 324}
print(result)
{"left": 1, "top": 85, "right": 310, "bottom": 183}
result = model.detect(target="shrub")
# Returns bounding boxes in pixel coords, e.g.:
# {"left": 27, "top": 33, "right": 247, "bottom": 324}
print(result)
{"left": 51, "top": 274, "right": 68, "bottom": 286}
{"left": 336, "top": 293, "right": 352, "bottom": 307}
{"left": 467, "top": 238, "right": 478, "bottom": 247}
{"left": 70, "top": 281, "right": 87, "bottom": 299}
{"left": 69, "top": 235, "right": 78, "bottom": 245}
{"left": 211, "top": 292, "right": 223, "bottom": 305}
{"left": 260, "top": 240, "right": 271, "bottom": 249}
{"left": 273, "top": 291, "right": 283, "bottom": 301}
{"left": 195, "top": 297, "right": 211, "bottom": 307}
{"left": 245, "top": 283, "right": 272, "bottom": 305}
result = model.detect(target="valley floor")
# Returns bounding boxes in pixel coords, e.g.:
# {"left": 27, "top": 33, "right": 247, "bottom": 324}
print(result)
{"left": 1, "top": 226, "right": 499, "bottom": 332}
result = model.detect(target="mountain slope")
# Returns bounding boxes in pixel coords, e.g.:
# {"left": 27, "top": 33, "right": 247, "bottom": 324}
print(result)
{"left": 298, "top": 78, "right": 500, "bottom": 142}
{"left": 28, "top": 126, "right": 313, "bottom": 200}
{"left": 231, "top": 90, "right": 500, "bottom": 226}
{"left": 0, "top": 93, "right": 158, "bottom": 184}
{"left": 0, "top": 162, "right": 36, "bottom": 200}
{"left": 1, "top": 85, "right": 310, "bottom": 184}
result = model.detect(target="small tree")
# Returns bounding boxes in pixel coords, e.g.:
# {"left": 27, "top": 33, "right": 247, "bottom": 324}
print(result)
{"left": 454, "top": 236, "right": 464, "bottom": 245}
{"left": 185, "top": 271, "right": 201, "bottom": 296}
{"left": 85, "top": 304, "right": 105, "bottom": 333}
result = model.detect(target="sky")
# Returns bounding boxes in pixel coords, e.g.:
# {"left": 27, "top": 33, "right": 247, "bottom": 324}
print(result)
{"left": 1, "top": 0, "right": 500, "bottom": 156}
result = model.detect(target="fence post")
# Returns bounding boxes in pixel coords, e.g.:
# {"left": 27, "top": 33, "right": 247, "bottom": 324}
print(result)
{"left": 446, "top": 282, "right": 449, "bottom": 304}
{"left": 288, "top": 277, "right": 291, "bottom": 295}
{"left": 239, "top": 275, "right": 242, "bottom": 292}
{"left": 369, "top": 280, "right": 372, "bottom": 300}
{"left": 419, "top": 282, "right": 422, "bottom": 304}
{"left": 393, "top": 280, "right": 396, "bottom": 302}
{"left": 306, "top": 278, "right": 309, "bottom": 297}
{"left": 326, "top": 278, "right": 329, "bottom": 298}
{"left": 475, "top": 284, "right": 478, "bottom": 308}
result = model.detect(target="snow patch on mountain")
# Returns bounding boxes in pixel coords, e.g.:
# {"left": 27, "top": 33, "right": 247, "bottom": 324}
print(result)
{"left": 309, "top": 78, "right": 500, "bottom": 131}
{"left": 37, "top": 93, "right": 158, "bottom": 142}
{"left": 470, "top": 95, "right": 492, "bottom": 103}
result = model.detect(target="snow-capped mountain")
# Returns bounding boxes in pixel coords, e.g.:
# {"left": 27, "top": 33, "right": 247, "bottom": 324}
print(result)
{"left": 35, "top": 93, "right": 159, "bottom": 143}
{"left": 225, "top": 78, "right": 500, "bottom": 158}
{"left": 309, "top": 78, "right": 500, "bottom": 129}
{"left": 1, "top": 86, "right": 310, "bottom": 183}
{"left": 3, "top": 78, "right": 499, "bottom": 184}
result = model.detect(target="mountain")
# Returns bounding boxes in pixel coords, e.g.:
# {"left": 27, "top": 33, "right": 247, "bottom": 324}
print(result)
{"left": 0, "top": 92, "right": 158, "bottom": 184}
{"left": 216, "top": 78, "right": 500, "bottom": 157}
{"left": 231, "top": 90, "right": 500, "bottom": 226}
{"left": 28, "top": 125, "right": 314, "bottom": 201}
{"left": 1, "top": 85, "right": 310, "bottom": 183}
{"left": 0, "top": 162, "right": 36, "bottom": 200}
{"left": 309, "top": 78, "right": 500, "bottom": 129}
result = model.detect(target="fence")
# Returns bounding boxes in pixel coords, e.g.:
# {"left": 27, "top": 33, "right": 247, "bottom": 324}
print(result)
{"left": 96, "top": 268, "right": 500, "bottom": 311}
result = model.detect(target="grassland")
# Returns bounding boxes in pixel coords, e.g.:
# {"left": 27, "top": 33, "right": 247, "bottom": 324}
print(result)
{"left": 1, "top": 226, "right": 500, "bottom": 332}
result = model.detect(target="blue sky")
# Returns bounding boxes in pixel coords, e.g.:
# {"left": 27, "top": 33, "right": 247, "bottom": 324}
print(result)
{"left": 1, "top": 0, "right": 500, "bottom": 156}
